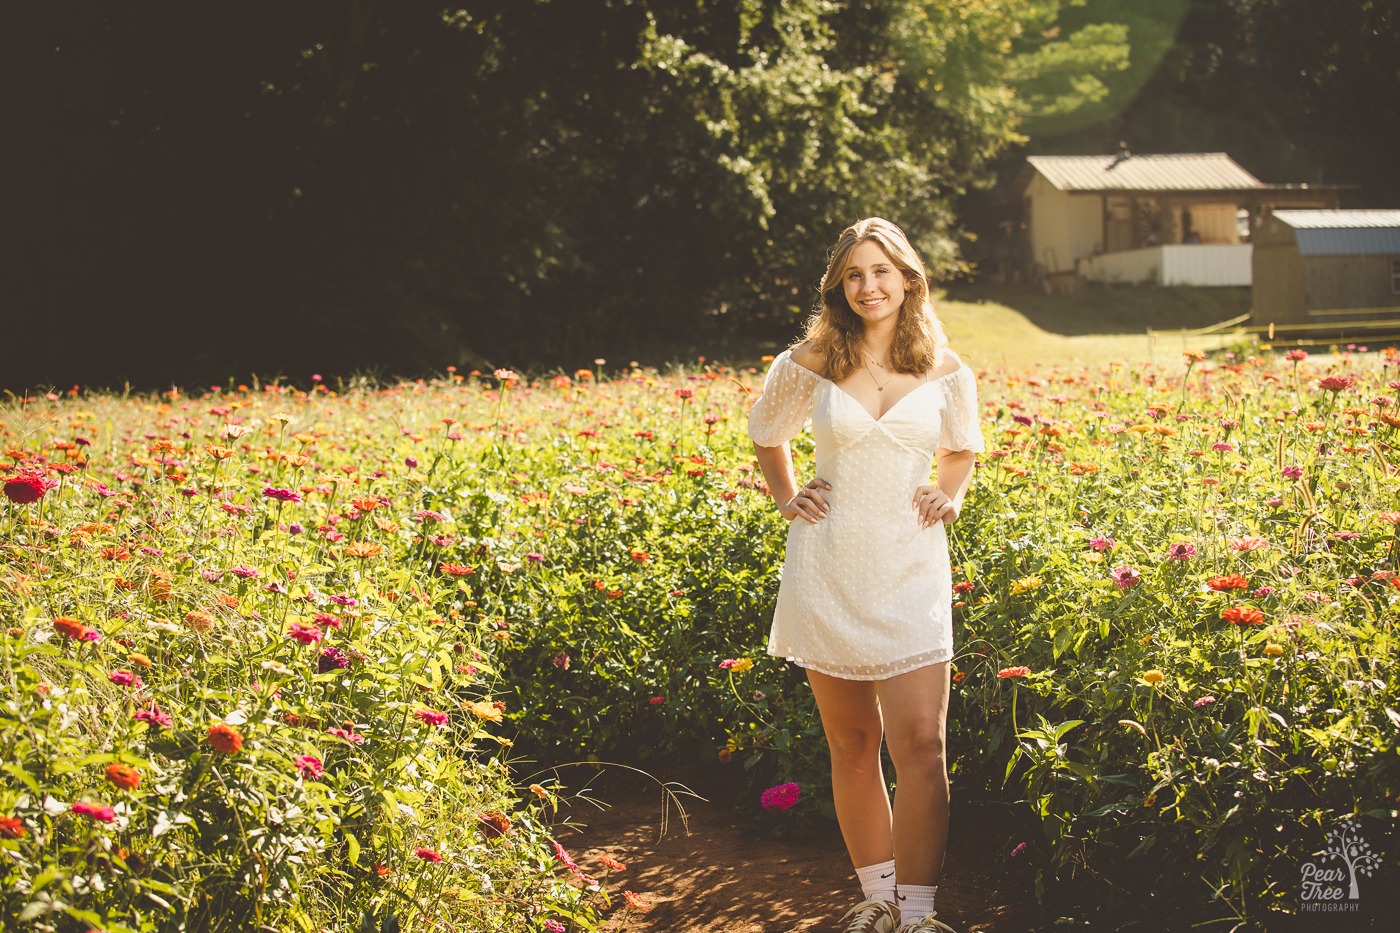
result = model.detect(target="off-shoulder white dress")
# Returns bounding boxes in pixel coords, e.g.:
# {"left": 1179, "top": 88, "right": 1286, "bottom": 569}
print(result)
{"left": 747, "top": 348, "right": 986, "bottom": 680}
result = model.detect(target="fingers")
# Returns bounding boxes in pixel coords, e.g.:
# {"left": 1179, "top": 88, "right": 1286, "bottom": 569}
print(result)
{"left": 787, "top": 481, "right": 832, "bottom": 523}
{"left": 803, "top": 479, "right": 832, "bottom": 514}
{"left": 912, "top": 486, "right": 954, "bottom": 528}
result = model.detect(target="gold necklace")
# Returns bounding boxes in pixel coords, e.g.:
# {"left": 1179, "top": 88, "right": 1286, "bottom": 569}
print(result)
{"left": 864, "top": 357, "right": 893, "bottom": 392}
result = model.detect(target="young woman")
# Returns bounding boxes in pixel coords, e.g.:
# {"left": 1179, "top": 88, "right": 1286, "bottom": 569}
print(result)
{"left": 747, "top": 218, "right": 984, "bottom": 933}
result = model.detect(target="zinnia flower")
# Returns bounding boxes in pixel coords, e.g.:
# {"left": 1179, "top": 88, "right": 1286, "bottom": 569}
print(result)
{"left": 294, "top": 755, "right": 324, "bottom": 780}
{"left": 1110, "top": 566, "right": 1141, "bottom": 589}
{"left": 477, "top": 811, "right": 512, "bottom": 838}
{"left": 262, "top": 486, "right": 302, "bottom": 504}
{"left": 134, "top": 704, "right": 173, "bottom": 728}
{"left": 52, "top": 616, "right": 91, "bottom": 639}
{"left": 70, "top": 801, "right": 117, "bottom": 823}
{"left": 1208, "top": 574, "right": 1250, "bottom": 591}
{"left": 1166, "top": 542, "right": 1196, "bottom": 561}
{"left": 415, "top": 708, "right": 448, "bottom": 727}
{"left": 207, "top": 723, "right": 244, "bottom": 754}
{"left": 287, "top": 621, "right": 323, "bottom": 644}
{"left": 1010, "top": 574, "right": 1043, "bottom": 594}
{"left": 1221, "top": 606, "right": 1265, "bottom": 625}
{"left": 1193, "top": 695, "right": 1217, "bottom": 708}
{"left": 1141, "top": 670, "right": 1164, "bottom": 685}
{"left": 1316, "top": 374, "right": 1355, "bottom": 392}
{"left": 719, "top": 658, "right": 754, "bottom": 673}
{"left": 3, "top": 473, "right": 49, "bottom": 504}
{"left": 760, "top": 781, "right": 801, "bottom": 812}
{"left": 623, "top": 891, "right": 650, "bottom": 912}
{"left": 0, "top": 815, "right": 25, "bottom": 838}
{"left": 108, "top": 669, "right": 142, "bottom": 688}
{"left": 105, "top": 763, "right": 141, "bottom": 790}
{"left": 415, "top": 847, "right": 443, "bottom": 862}
{"left": 318, "top": 646, "right": 350, "bottom": 673}
{"left": 997, "top": 666, "right": 1031, "bottom": 679}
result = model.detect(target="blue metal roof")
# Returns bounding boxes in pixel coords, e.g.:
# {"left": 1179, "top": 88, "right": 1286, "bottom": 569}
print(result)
{"left": 1272, "top": 210, "right": 1400, "bottom": 256}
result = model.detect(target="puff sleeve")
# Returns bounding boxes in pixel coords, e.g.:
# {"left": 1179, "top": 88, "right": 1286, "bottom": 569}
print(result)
{"left": 747, "top": 350, "right": 822, "bottom": 447}
{"left": 937, "top": 365, "right": 987, "bottom": 454}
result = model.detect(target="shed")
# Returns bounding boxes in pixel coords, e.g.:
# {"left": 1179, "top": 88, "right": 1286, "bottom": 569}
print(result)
{"left": 1251, "top": 210, "right": 1400, "bottom": 326}
{"left": 1020, "top": 149, "right": 1341, "bottom": 286}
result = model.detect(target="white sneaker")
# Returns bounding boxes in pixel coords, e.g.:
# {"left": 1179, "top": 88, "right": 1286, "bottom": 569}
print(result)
{"left": 837, "top": 898, "right": 901, "bottom": 933}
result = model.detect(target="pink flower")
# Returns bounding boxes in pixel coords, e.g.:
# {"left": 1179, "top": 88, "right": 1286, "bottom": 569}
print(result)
{"left": 415, "top": 708, "right": 448, "bottom": 727}
{"left": 1089, "top": 535, "right": 1116, "bottom": 551}
{"left": 1111, "top": 566, "right": 1140, "bottom": 589}
{"left": 544, "top": 921, "right": 566, "bottom": 933}
{"left": 1227, "top": 536, "right": 1270, "bottom": 552}
{"left": 70, "top": 800, "right": 116, "bottom": 823}
{"left": 552, "top": 651, "right": 570, "bottom": 671}
{"left": 1281, "top": 465, "right": 1303, "bottom": 479}
{"left": 134, "top": 704, "right": 173, "bottom": 728}
{"left": 552, "top": 841, "right": 579, "bottom": 871}
{"left": 288, "top": 621, "right": 323, "bottom": 644}
{"left": 1211, "top": 442, "right": 1234, "bottom": 453}
{"left": 1193, "top": 695, "right": 1216, "bottom": 708}
{"left": 1317, "top": 374, "right": 1355, "bottom": 392}
{"left": 230, "top": 564, "right": 260, "bottom": 578}
{"left": 327, "top": 726, "right": 365, "bottom": 745}
{"left": 675, "top": 388, "right": 695, "bottom": 399}
{"left": 648, "top": 695, "right": 665, "bottom": 705}
{"left": 1166, "top": 542, "right": 1196, "bottom": 561}
{"left": 415, "top": 847, "right": 442, "bottom": 862}
{"left": 108, "top": 670, "right": 142, "bottom": 689}
{"left": 760, "top": 781, "right": 801, "bottom": 812}
{"left": 294, "top": 755, "right": 324, "bottom": 780}
{"left": 263, "top": 486, "right": 303, "bottom": 504}
{"left": 1010, "top": 841, "right": 1027, "bottom": 858}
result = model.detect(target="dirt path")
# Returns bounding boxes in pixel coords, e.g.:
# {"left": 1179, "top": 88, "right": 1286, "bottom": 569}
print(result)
{"left": 557, "top": 772, "right": 1043, "bottom": 932}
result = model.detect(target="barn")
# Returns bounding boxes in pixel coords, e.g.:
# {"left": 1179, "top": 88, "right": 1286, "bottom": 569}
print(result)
{"left": 1019, "top": 149, "right": 1340, "bottom": 287}
{"left": 1251, "top": 210, "right": 1400, "bottom": 327}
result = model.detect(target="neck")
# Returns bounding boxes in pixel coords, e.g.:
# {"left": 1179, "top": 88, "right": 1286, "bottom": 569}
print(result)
{"left": 860, "top": 327, "right": 895, "bottom": 362}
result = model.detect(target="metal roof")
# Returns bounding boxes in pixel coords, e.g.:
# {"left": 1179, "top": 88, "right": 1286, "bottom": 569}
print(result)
{"left": 1027, "top": 152, "right": 1263, "bottom": 192}
{"left": 1272, "top": 210, "right": 1400, "bottom": 256}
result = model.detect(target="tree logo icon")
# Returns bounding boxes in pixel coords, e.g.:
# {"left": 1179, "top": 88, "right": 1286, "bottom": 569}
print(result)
{"left": 1300, "top": 819, "right": 1382, "bottom": 913}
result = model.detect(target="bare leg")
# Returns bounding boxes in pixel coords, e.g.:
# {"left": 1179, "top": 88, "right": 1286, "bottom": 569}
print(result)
{"left": 807, "top": 669, "right": 893, "bottom": 869}
{"left": 876, "top": 662, "right": 951, "bottom": 886}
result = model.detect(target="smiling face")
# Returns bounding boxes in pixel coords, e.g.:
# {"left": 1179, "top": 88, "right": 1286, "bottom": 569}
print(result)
{"left": 841, "top": 239, "right": 907, "bottom": 329}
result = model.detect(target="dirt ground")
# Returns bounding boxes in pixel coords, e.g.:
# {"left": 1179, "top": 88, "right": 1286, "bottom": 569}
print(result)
{"left": 556, "top": 771, "right": 1043, "bottom": 933}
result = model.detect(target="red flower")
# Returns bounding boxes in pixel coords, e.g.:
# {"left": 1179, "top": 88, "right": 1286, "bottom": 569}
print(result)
{"left": 415, "top": 847, "right": 443, "bottom": 862}
{"left": 477, "top": 811, "right": 512, "bottom": 838}
{"left": 287, "top": 621, "right": 323, "bottom": 644}
{"left": 3, "top": 474, "right": 49, "bottom": 504}
{"left": 997, "top": 666, "right": 1031, "bottom": 679}
{"left": 53, "top": 616, "right": 91, "bottom": 639}
{"left": 1316, "top": 375, "right": 1355, "bottom": 392}
{"left": 71, "top": 800, "right": 117, "bottom": 823}
{"left": 0, "top": 815, "right": 26, "bottom": 838}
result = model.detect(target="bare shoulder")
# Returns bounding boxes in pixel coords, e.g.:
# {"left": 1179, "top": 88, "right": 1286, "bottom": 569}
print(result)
{"left": 788, "top": 342, "right": 827, "bottom": 378}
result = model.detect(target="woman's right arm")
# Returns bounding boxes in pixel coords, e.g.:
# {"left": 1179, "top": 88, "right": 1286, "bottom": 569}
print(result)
{"left": 753, "top": 441, "right": 830, "bottom": 523}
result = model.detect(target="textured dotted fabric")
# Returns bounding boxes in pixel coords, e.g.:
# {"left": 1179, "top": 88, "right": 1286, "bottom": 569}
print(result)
{"left": 747, "top": 348, "right": 986, "bottom": 680}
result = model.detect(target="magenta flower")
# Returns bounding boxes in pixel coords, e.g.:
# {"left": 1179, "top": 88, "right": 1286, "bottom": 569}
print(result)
{"left": 1110, "top": 566, "right": 1141, "bottom": 589}
{"left": 294, "top": 755, "right": 324, "bottom": 780}
{"left": 415, "top": 708, "right": 449, "bottom": 727}
{"left": 1166, "top": 543, "right": 1196, "bottom": 561}
{"left": 1010, "top": 841, "right": 1027, "bottom": 858}
{"left": 230, "top": 564, "right": 260, "bottom": 578}
{"left": 318, "top": 646, "right": 350, "bottom": 673}
{"left": 263, "top": 486, "right": 303, "bottom": 504}
{"left": 1281, "top": 465, "right": 1304, "bottom": 480}
{"left": 761, "top": 781, "right": 801, "bottom": 812}
{"left": 108, "top": 670, "right": 142, "bottom": 689}
{"left": 648, "top": 695, "right": 665, "bottom": 706}
{"left": 327, "top": 726, "right": 365, "bottom": 745}
{"left": 288, "top": 621, "right": 323, "bottom": 644}
{"left": 1089, "top": 535, "right": 1116, "bottom": 551}
{"left": 71, "top": 801, "right": 117, "bottom": 823}
{"left": 415, "top": 847, "right": 443, "bottom": 863}
{"left": 1211, "top": 442, "right": 1234, "bottom": 453}
{"left": 134, "top": 704, "right": 173, "bottom": 728}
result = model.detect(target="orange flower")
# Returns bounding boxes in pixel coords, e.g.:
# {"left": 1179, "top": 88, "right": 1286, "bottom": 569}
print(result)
{"left": 204, "top": 444, "right": 234, "bottom": 460}
{"left": 105, "top": 762, "right": 141, "bottom": 791}
{"left": 0, "top": 815, "right": 26, "bottom": 839}
{"left": 207, "top": 723, "right": 244, "bottom": 754}
{"left": 438, "top": 562, "right": 476, "bottom": 576}
{"left": 342, "top": 541, "right": 383, "bottom": 559}
{"left": 629, "top": 549, "right": 651, "bottom": 563}
{"left": 997, "top": 666, "right": 1031, "bottom": 679}
{"left": 183, "top": 610, "right": 215, "bottom": 632}
{"left": 1207, "top": 574, "right": 1250, "bottom": 591}
{"left": 598, "top": 854, "right": 627, "bottom": 871}
{"left": 350, "top": 496, "right": 380, "bottom": 513}
{"left": 1220, "top": 606, "right": 1265, "bottom": 625}
{"left": 53, "top": 616, "right": 89, "bottom": 639}
{"left": 623, "top": 891, "right": 650, "bottom": 912}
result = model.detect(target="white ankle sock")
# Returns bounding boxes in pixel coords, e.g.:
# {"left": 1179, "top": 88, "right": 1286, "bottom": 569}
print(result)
{"left": 896, "top": 883, "right": 937, "bottom": 923}
{"left": 855, "top": 859, "right": 897, "bottom": 904}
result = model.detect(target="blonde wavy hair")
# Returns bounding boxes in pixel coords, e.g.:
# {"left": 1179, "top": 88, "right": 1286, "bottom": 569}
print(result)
{"left": 797, "top": 217, "right": 947, "bottom": 383}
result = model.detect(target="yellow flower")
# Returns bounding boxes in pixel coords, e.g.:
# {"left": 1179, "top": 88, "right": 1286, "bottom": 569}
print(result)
{"left": 1141, "top": 669, "right": 1164, "bottom": 685}
{"left": 730, "top": 658, "right": 754, "bottom": 674}
{"left": 1010, "top": 575, "right": 1043, "bottom": 595}
{"left": 466, "top": 701, "right": 503, "bottom": 723}
{"left": 1263, "top": 643, "right": 1285, "bottom": 657}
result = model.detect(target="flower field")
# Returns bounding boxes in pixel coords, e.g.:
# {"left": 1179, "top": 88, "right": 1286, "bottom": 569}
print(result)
{"left": 2, "top": 347, "right": 1399, "bottom": 930}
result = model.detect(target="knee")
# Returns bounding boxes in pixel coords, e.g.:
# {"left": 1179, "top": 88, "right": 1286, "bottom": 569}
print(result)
{"left": 888, "top": 728, "right": 946, "bottom": 780}
{"left": 824, "top": 724, "right": 883, "bottom": 770}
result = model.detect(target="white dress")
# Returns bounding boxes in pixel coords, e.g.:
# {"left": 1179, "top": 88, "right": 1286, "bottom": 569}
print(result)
{"left": 747, "top": 348, "right": 986, "bottom": 680}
